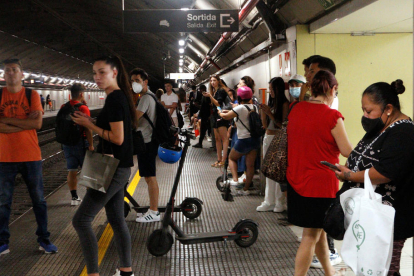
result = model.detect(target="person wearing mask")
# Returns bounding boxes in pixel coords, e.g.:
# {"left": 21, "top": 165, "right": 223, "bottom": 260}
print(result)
{"left": 205, "top": 75, "right": 230, "bottom": 167}
{"left": 287, "top": 70, "right": 352, "bottom": 276}
{"left": 334, "top": 80, "right": 414, "bottom": 276}
{"left": 256, "top": 77, "right": 289, "bottom": 212}
{"left": 130, "top": 68, "right": 161, "bottom": 223}
{"left": 71, "top": 56, "right": 137, "bottom": 276}
{"left": 288, "top": 74, "right": 306, "bottom": 101}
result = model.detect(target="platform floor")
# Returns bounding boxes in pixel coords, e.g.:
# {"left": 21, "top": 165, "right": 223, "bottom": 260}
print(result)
{"left": 0, "top": 135, "right": 412, "bottom": 275}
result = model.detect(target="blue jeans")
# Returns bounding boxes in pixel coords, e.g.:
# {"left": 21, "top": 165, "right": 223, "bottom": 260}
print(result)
{"left": 62, "top": 139, "right": 89, "bottom": 171}
{"left": 0, "top": 161, "right": 50, "bottom": 244}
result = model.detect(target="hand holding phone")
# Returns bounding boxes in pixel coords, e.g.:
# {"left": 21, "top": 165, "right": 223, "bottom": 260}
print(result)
{"left": 217, "top": 106, "right": 222, "bottom": 112}
{"left": 320, "top": 161, "right": 340, "bottom": 171}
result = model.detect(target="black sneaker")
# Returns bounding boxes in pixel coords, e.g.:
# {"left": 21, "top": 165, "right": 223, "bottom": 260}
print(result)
{"left": 192, "top": 144, "right": 203, "bottom": 148}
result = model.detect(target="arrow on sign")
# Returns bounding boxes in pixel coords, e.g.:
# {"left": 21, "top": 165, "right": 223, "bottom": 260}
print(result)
{"left": 227, "top": 17, "right": 235, "bottom": 25}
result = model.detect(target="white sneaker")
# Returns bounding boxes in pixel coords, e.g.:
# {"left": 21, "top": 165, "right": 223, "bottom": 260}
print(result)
{"left": 71, "top": 197, "right": 82, "bottom": 206}
{"left": 256, "top": 203, "right": 275, "bottom": 212}
{"left": 273, "top": 203, "right": 285, "bottom": 213}
{"left": 135, "top": 210, "right": 160, "bottom": 223}
{"left": 113, "top": 269, "right": 135, "bottom": 276}
{"left": 207, "top": 137, "right": 212, "bottom": 142}
{"left": 310, "top": 249, "right": 342, "bottom": 268}
{"left": 229, "top": 179, "right": 239, "bottom": 186}
{"left": 238, "top": 173, "right": 246, "bottom": 184}
{"left": 237, "top": 189, "right": 250, "bottom": 196}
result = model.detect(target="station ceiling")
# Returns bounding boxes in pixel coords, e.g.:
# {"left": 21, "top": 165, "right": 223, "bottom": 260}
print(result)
{"left": 0, "top": 0, "right": 350, "bottom": 85}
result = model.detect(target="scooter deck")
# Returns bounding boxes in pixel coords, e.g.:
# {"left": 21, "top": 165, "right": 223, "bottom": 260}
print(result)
{"left": 132, "top": 206, "right": 185, "bottom": 213}
{"left": 176, "top": 230, "right": 237, "bottom": 245}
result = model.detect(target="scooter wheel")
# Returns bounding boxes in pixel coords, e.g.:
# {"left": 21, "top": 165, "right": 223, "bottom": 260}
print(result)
{"left": 216, "top": 174, "right": 232, "bottom": 191}
{"left": 124, "top": 201, "right": 131, "bottom": 218}
{"left": 234, "top": 222, "right": 258, "bottom": 248}
{"left": 181, "top": 198, "right": 202, "bottom": 220}
{"left": 146, "top": 229, "right": 174, "bottom": 257}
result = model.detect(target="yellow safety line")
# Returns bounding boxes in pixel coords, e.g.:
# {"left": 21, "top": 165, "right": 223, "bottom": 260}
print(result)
{"left": 80, "top": 170, "right": 140, "bottom": 276}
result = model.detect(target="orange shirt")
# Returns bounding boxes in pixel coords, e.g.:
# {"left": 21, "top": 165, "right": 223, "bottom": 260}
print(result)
{"left": 0, "top": 87, "right": 43, "bottom": 162}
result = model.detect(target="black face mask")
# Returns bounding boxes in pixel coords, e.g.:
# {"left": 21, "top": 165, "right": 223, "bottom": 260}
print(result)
{"left": 361, "top": 111, "right": 387, "bottom": 134}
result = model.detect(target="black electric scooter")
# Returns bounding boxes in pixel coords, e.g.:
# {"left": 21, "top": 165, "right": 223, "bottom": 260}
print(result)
{"left": 123, "top": 184, "right": 203, "bottom": 220}
{"left": 146, "top": 126, "right": 259, "bottom": 256}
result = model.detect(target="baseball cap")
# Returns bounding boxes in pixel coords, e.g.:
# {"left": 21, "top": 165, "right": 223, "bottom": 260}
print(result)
{"left": 237, "top": 86, "right": 253, "bottom": 100}
{"left": 288, "top": 74, "right": 306, "bottom": 84}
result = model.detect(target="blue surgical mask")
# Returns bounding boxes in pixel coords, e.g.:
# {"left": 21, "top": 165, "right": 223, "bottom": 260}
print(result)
{"left": 289, "top": 87, "right": 301, "bottom": 98}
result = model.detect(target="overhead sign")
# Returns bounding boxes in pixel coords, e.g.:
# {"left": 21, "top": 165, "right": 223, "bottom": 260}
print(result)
{"left": 123, "top": 9, "right": 239, "bottom": 33}
{"left": 169, "top": 73, "right": 195, "bottom": 80}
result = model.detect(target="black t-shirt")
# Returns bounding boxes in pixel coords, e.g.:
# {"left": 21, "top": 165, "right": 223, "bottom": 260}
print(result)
{"left": 339, "top": 119, "right": 414, "bottom": 240}
{"left": 96, "top": 90, "right": 133, "bottom": 168}
{"left": 213, "top": 88, "right": 229, "bottom": 117}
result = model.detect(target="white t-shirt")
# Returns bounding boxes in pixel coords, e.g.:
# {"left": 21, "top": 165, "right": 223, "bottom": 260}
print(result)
{"left": 233, "top": 104, "right": 255, "bottom": 139}
{"left": 161, "top": 92, "right": 179, "bottom": 117}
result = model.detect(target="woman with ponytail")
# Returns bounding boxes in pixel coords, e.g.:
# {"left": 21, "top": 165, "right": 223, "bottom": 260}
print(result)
{"left": 71, "top": 56, "right": 136, "bottom": 276}
{"left": 335, "top": 79, "right": 414, "bottom": 276}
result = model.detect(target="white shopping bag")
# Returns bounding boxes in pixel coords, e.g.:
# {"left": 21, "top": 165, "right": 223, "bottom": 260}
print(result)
{"left": 340, "top": 169, "right": 395, "bottom": 276}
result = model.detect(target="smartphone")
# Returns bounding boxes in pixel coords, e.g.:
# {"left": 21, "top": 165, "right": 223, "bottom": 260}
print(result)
{"left": 217, "top": 106, "right": 222, "bottom": 112}
{"left": 320, "top": 161, "right": 340, "bottom": 171}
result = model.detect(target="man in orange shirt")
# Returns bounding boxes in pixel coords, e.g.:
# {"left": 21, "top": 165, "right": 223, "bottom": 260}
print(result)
{"left": 0, "top": 59, "right": 57, "bottom": 255}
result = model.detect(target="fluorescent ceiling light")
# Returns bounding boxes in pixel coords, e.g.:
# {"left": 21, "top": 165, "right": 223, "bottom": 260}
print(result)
{"left": 179, "top": 48, "right": 184, "bottom": 54}
{"left": 181, "top": 8, "right": 189, "bottom": 11}
{"left": 179, "top": 67, "right": 183, "bottom": 73}
{"left": 179, "top": 40, "right": 185, "bottom": 46}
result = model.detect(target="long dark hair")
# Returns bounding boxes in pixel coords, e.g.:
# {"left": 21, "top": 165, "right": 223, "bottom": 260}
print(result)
{"left": 363, "top": 80, "right": 405, "bottom": 112}
{"left": 94, "top": 56, "right": 138, "bottom": 128}
{"left": 268, "top": 77, "right": 288, "bottom": 123}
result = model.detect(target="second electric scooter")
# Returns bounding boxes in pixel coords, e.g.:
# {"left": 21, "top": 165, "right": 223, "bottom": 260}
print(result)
{"left": 146, "top": 126, "right": 259, "bottom": 256}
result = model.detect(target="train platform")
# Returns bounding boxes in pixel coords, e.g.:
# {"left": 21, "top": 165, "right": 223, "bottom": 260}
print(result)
{"left": 1, "top": 138, "right": 412, "bottom": 275}
{"left": 42, "top": 105, "right": 104, "bottom": 119}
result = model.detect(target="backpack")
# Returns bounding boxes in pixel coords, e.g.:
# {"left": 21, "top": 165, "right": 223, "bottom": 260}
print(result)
{"left": 235, "top": 105, "right": 265, "bottom": 138}
{"left": 55, "top": 101, "right": 86, "bottom": 146}
{"left": 0, "top": 87, "right": 32, "bottom": 111}
{"left": 142, "top": 93, "right": 176, "bottom": 146}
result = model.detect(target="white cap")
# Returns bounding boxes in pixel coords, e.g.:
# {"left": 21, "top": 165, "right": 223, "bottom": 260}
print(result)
{"left": 289, "top": 74, "right": 306, "bottom": 84}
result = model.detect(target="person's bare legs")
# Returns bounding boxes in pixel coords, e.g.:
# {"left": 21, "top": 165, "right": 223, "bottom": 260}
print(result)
{"left": 67, "top": 171, "right": 78, "bottom": 191}
{"left": 229, "top": 149, "right": 243, "bottom": 182}
{"left": 314, "top": 231, "right": 336, "bottom": 276}
{"left": 243, "top": 150, "right": 257, "bottom": 190}
{"left": 214, "top": 128, "right": 222, "bottom": 162}
{"left": 294, "top": 228, "right": 336, "bottom": 276}
{"left": 145, "top": 176, "right": 159, "bottom": 211}
{"left": 218, "top": 126, "right": 229, "bottom": 162}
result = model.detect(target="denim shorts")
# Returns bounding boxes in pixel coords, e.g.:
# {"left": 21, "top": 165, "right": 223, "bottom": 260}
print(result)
{"left": 62, "top": 140, "right": 89, "bottom": 171}
{"left": 233, "top": 136, "right": 261, "bottom": 154}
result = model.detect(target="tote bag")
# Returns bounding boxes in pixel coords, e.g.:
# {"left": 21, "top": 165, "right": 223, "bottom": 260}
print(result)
{"left": 340, "top": 169, "right": 395, "bottom": 275}
{"left": 78, "top": 136, "right": 120, "bottom": 193}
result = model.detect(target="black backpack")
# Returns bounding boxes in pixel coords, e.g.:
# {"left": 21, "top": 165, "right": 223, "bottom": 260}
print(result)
{"left": 235, "top": 105, "right": 265, "bottom": 138}
{"left": 142, "top": 93, "right": 176, "bottom": 146}
{"left": 55, "top": 101, "right": 86, "bottom": 146}
{"left": 0, "top": 87, "right": 32, "bottom": 110}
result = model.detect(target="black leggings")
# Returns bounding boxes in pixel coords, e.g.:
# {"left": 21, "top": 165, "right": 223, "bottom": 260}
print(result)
{"left": 198, "top": 117, "right": 210, "bottom": 145}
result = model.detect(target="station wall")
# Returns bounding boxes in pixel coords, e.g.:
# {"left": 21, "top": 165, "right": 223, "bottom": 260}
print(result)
{"left": 296, "top": 25, "right": 413, "bottom": 159}
{"left": 36, "top": 88, "right": 106, "bottom": 110}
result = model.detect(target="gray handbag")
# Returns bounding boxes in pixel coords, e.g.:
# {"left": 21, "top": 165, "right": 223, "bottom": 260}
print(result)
{"left": 78, "top": 132, "right": 120, "bottom": 193}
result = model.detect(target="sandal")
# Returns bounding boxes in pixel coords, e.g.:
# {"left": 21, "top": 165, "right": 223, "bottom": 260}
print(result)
{"left": 211, "top": 161, "right": 220, "bottom": 167}
{"left": 216, "top": 161, "right": 225, "bottom": 168}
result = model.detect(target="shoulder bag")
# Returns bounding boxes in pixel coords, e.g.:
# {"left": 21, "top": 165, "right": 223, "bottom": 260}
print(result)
{"left": 78, "top": 130, "right": 120, "bottom": 193}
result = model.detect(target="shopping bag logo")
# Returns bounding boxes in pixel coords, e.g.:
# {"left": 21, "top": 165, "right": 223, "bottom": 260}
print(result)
{"left": 352, "top": 220, "right": 365, "bottom": 251}
{"left": 344, "top": 197, "right": 355, "bottom": 215}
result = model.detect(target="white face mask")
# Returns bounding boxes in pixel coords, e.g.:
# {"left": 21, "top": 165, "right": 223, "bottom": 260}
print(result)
{"left": 132, "top": 82, "right": 143, "bottom": 94}
{"left": 289, "top": 87, "right": 301, "bottom": 98}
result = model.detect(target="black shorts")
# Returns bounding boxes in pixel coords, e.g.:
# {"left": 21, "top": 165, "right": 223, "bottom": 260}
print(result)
{"left": 137, "top": 140, "right": 158, "bottom": 177}
{"left": 287, "top": 182, "right": 334, "bottom": 228}
{"left": 214, "top": 118, "right": 230, "bottom": 129}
